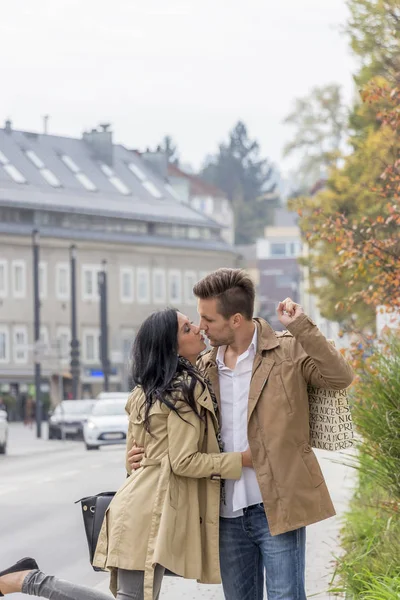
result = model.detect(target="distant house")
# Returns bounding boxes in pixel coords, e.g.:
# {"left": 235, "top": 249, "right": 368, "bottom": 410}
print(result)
{"left": 167, "top": 164, "right": 235, "bottom": 245}
{"left": 238, "top": 204, "right": 343, "bottom": 343}
{"left": 255, "top": 208, "right": 302, "bottom": 330}
{"left": 0, "top": 121, "right": 236, "bottom": 402}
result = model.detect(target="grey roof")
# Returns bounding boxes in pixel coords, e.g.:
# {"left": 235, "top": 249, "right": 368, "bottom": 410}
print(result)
{"left": 0, "top": 127, "right": 218, "bottom": 229}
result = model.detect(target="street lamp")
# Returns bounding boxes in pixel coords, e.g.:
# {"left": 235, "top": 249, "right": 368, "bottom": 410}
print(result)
{"left": 98, "top": 260, "right": 110, "bottom": 392}
{"left": 69, "top": 244, "right": 80, "bottom": 399}
{"left": 32, "top": 229, "right": 42, "bottom": 438}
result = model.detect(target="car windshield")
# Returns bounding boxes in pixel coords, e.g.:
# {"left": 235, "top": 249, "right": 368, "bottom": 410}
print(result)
{"left": 91, "top": 400, "right": 126, "bottom": 416}
{"left": 58, "top": 401, "right": 94, "bottom": 414}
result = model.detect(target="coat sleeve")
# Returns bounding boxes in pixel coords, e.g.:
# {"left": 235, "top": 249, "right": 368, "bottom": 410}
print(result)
{"left": 124, "top": 390, "right": 140, "bottom": 476}
{"left": 286, "top": 314, "right": 354, "bottom": 390}
{"left": 167, "top": 402, "right": 242, "bottom": 480}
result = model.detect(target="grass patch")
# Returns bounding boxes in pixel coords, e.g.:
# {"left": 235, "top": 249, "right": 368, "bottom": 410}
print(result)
{"left": 331, "top": 336, "right": 400, "bottom": 598}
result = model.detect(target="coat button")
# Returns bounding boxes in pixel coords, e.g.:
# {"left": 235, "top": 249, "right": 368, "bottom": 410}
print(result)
{"left": 199, "top": 517, "right": 203, "bottom": 524}
{"left": 304, "top": 444, "right": 312, "bottom": 452}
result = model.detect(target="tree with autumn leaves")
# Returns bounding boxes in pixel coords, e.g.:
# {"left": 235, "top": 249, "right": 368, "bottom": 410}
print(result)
{"left": 287, "top": 0, "right": 400, "bottom": 331}
{"left": 292, "top": 81, "right": 400, "bottom": 330}
{"left": 285, "top": 5, "right": 400, "bottom": 597}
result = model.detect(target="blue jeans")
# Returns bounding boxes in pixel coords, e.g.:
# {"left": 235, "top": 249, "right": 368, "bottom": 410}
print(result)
{"left": 219, "top": 503, "right": 306, "bottom": 600}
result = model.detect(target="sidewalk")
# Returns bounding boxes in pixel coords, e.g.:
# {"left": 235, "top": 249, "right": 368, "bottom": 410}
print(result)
{"left": 5, "top": 422, "right": 81, "bottom": 458}
{"left": 94, "top": 448, "right": 356, "bottom": 599}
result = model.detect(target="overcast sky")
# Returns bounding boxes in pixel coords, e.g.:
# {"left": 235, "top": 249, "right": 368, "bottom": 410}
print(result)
{"left": 1, "top": 0, "right": 357, "bottom": 172}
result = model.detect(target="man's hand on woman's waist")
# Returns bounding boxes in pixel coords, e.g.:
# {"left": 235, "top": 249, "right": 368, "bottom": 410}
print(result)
{"left": 128, "top": 442, "right": 144, "bottom": 471}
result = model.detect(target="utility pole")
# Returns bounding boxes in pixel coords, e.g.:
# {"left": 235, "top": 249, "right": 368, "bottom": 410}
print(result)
{"left": 70, "top": 245, "right": 80, "bottom": 399}
{"left": 98, "top": 261, "right": 110, "bottom": 392}
{"left": 32, "top": 229, "right": 42, "bottom": 438}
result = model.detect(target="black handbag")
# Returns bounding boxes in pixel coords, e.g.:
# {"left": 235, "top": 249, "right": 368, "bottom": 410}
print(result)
{"left": 76, "top": 491, "right": 115, "bottom": 572}
{"left": 76, "top": 491, "right": 179, "bottom": 576}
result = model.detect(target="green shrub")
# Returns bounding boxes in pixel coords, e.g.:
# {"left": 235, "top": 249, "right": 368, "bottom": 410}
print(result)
{"left": 352, "top": 336, "right": 400, "bottom": 498}
{"left": 332, "top": 335, "right": 400, "bottom": 598}
{"left": 359, "top": 575, "right": 400, "bottom": 600}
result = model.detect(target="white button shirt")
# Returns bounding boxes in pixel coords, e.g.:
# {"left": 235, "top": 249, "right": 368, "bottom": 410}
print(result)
{"left": 216, "top": 326, "right": 263, "bottom": 518}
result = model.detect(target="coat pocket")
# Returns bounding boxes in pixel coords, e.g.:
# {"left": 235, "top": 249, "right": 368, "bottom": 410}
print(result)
{"left": 297, "top": 441, "right": 324, "bottom": 488}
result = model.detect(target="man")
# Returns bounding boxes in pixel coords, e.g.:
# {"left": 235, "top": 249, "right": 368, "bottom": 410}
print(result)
{"left": 129, "top": 268, "right": 353, "bottom": 600}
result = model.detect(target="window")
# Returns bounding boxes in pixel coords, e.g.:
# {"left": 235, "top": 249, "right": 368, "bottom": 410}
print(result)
{"left": 40, "top": 326, "right": 49, "bottom": 350}
{"left": 0, "top": 260, "right": 8, "bottom": 298}
{"left": 269, "top": 241, "right": 301, "bottom": 258}
{"left": 121, "top": 329, "right": 135, "bottom": 362}
{"left": 152, "top": 269, "right": 166, "bottom": 304}
{"left": 25, "top": 150, "right": 61, "bottom": 188}
{"left": 76, "top": 172, "right": 97, "bottom": 191}
{"left": 142, "top": 180, "right": 163, "bottom": 199}
{"left": 270, "top": 243, "right": 287, "bottom": 257}
{"left": 137, "top": 268, "right": 150, "bottom": 303}
{"left": 188, "top": 227, "right": 201, "bottom": 239}
{"left": 39, "top": 262, "right": 47, "bottom": 300}
{"left": 61, "top": 154, "right": 97, "bottom": 191}
{"left": 56, "top": 263, "right": 70, "bottom": 300}
{"left": 83, "top": 329, "right": 100, "bottom": 363}
{"left": 12, "top": 260, "right": 26, "bottom": 298}
{"left": 120, "top": 267, "right": 134, "bottom": 303}
{"left": 289, "top": 242, "right": 301, "bottom": 257}
{"left": 127, "top": 162, "right": 163, "bottom": 198}
{"left": 100, "top": 163, "right": 130, "bottom": 195}
{"left": 82, "top": 265, "right": 101, "bottom": 301}
{"left": 0, "top": 326, "right": 10, "bottom": 363}
{"left": 168, "top": 270, "right": 182, "bottom": 303}
{"left": 56, "top": 327, "right": 71, "bottom": 360}
{"left": 222, "top": 199, "right": 229, "bottom": 214}
{"left": 184, "top": 271, "right": 197, "bottom": 305}
{"left": 127, "top": 162, "right": 146, "bottom": 182}
{"left": 13, "top": 326, "right": 28, "bottom": 363}
{"left": 0, "top": 150, "right": 26, "bottom": 184}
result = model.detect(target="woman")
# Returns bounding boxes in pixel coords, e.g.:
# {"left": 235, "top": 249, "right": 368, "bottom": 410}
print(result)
{"left": 0, "top": 309, "right": 252, "bottom": 600}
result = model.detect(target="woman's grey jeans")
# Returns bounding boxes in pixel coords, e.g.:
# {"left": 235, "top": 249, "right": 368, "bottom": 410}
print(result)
{"left": 22, "top": 567, "right": 165, "bottom": 600}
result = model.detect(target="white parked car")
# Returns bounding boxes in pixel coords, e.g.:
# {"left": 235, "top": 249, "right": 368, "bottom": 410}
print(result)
{"left": 0, "top": 408, "right": 8, "bottom": 454}
{"left": 84, "top": 398, "right": 128, "bottom": 450}
{"left": 48, "top": 399, "right": 95, "bottom": 440}
{"left": 97, "top": 392, "right": 129, "bottom": 401}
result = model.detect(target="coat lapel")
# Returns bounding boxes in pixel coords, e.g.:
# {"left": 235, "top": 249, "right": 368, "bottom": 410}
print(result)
{"left": 247, "top": 356, "right": 275, "bottom": 424}
{"left": 246, "top": 319, "right": 280, "bottom": 423}
{"left": 196, "top": 379, "right": 220, "bottom": 431}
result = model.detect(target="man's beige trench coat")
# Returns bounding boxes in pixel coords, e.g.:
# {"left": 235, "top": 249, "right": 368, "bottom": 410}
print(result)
{"left": 199, "top": 314, "right": 354, "bottom": 537}
{"left": 93, "top": 376, "right": 242, "bottom": 599}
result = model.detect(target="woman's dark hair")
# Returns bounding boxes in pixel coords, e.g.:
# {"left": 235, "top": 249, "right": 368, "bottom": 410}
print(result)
{"left": 131, "top": 308, "right": 204, "bottom": 432}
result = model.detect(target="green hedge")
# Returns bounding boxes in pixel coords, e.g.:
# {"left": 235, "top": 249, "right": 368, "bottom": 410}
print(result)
{"left": 332, "top": 336, "right": 400, "bottom": 598}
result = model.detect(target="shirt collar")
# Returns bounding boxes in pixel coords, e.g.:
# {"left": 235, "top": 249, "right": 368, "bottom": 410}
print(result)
{"left": 216, "top": 324, "right": 258, "bottom": 367}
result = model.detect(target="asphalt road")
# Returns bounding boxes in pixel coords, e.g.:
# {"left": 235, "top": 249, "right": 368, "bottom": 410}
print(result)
{"left": 1, "top": 423, "right": 354, "bottom": 599}
{"left": 0, "top": 422, "right": 125, "bottom": 600}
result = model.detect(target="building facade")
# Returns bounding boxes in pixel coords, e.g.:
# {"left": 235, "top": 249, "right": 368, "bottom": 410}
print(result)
{"left": 256, "top": 209, "right": 302, "bottom": 330}
{"left": 0, "top": 123, "right": 236, "bottom": 410}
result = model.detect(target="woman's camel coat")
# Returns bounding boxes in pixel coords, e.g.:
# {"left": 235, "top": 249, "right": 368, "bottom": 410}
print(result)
{"left": 93, "top": 378, "right": 242, "bottom": 599}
